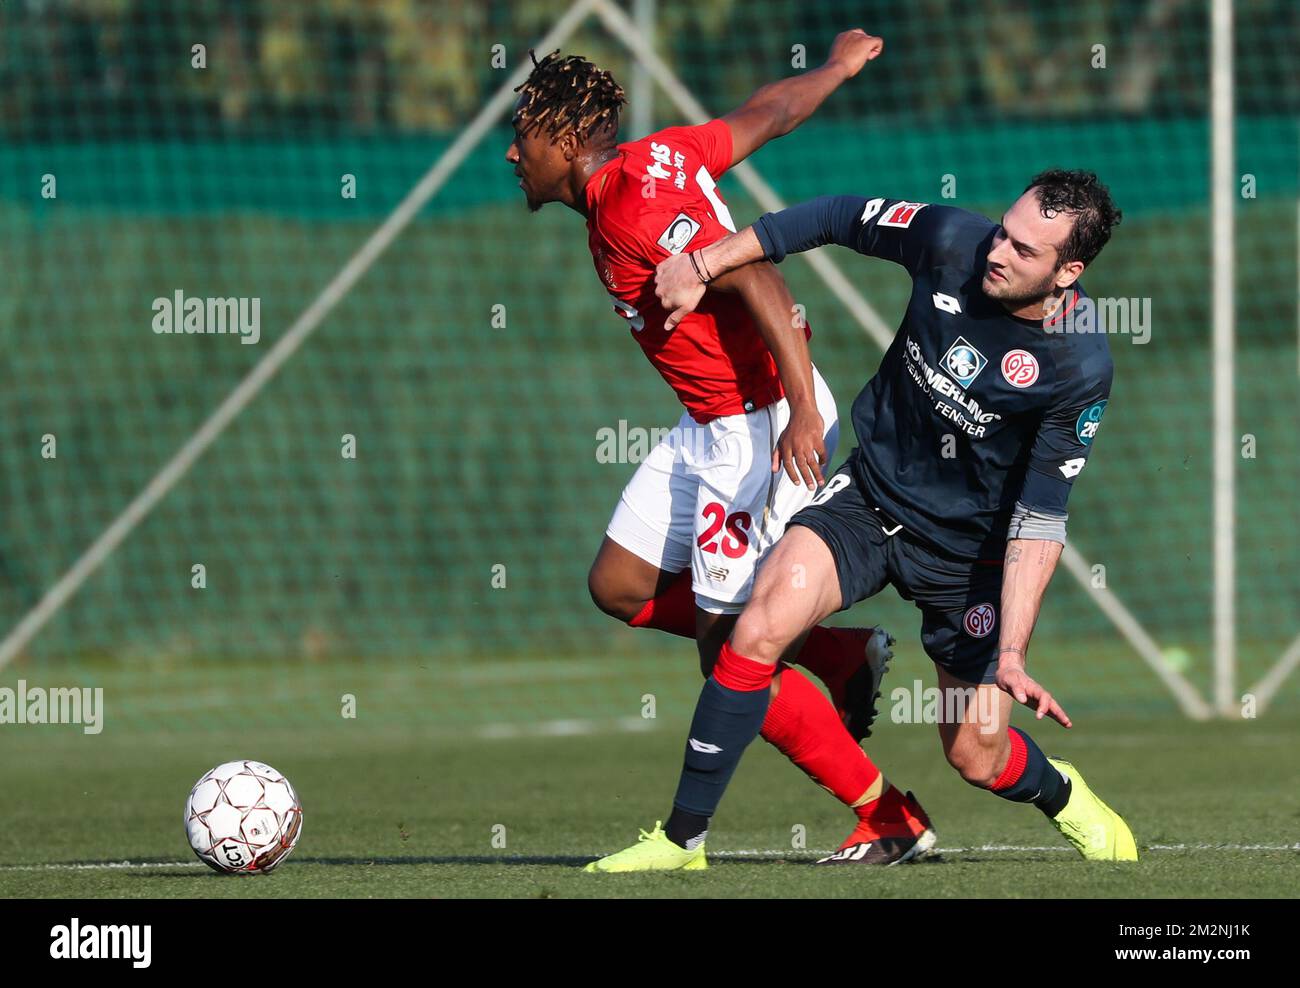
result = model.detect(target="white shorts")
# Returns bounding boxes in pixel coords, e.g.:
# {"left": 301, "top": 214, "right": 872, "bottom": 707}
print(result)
{"left": 605, "top": 366, "right": 839, "bottom": 614}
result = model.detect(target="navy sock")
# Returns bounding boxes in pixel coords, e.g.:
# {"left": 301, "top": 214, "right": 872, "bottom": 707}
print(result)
{"left": 989, "top": 727, "right": 1070, "bottom": 817}
{"left": 665, "top": 808, "right": 710, "bottom": 850}
{"left": 668, "top": 675, "right": 770, "bottom": 845}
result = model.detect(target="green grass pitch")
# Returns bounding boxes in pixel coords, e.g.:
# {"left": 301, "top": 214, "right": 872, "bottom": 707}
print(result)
{"left": 2, "top": 656, "right": 1297, "bottom": 899}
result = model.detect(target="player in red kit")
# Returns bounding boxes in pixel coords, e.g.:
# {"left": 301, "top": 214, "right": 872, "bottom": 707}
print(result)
{"left": 505, "top": 34, "right": 934, "bottom": 867}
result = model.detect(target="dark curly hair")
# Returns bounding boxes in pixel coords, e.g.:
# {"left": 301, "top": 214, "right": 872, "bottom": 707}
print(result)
{"left": 513, "top": 49, "right": 626, "bottom": 145}
{"left": 1024, "top": 169, "right": 1122, "bottom": 267}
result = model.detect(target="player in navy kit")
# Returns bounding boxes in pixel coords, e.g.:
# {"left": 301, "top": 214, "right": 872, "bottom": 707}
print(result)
{"left": 586, "top": 170, "right": 1137, "bottom": 869}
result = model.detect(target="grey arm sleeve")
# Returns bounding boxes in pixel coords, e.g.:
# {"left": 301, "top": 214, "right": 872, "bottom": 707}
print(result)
{"left": 1007, "top": 500, "right": 1068, "bottom": 544}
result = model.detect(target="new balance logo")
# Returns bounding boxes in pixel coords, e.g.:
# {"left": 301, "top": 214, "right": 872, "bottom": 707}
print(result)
{"left": 688, "top": 738, "right": 722, "bottom": 754}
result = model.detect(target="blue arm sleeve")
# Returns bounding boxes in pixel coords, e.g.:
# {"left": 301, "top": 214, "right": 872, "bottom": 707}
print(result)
{"left": 753, "top": 195, "right": 870, "bottom": 263}
{"left": 754, "top": 195, "right": 957, "bottom": 276}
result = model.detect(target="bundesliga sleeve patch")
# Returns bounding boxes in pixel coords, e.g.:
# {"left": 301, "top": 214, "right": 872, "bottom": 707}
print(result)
{"left": 878, "top": 201, "right": 927, "bottom": 228}
{"left": 656, "top": 212, "right": 702, "bottom": 254}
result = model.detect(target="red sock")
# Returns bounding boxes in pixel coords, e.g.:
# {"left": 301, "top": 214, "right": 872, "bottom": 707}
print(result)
{"left": 760, "top": 666, "right": 882, "bottom": 810}
{"left": 990, "top": 726, "right": 1029, "bottom": 792}
{"left": 630, "top": 581, "right": 860, "bottom": 686}
{"left": 794, "top": 625, "right": 854, "bottom": 683}
{"left": 715, "top": 641, "right": 777, "bottom": 691}
{"left": 627, "top": 569, "right": 696, "bottom": 638}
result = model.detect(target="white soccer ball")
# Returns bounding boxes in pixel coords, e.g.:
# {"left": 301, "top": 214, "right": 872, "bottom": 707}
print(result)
{"left": 184, "top": 760, "right": 303, "bottom": 874}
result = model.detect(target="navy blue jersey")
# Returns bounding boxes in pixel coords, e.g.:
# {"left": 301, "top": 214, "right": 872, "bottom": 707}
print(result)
{"left": 755, "top": 196, "right": 1113, "bottom": 561}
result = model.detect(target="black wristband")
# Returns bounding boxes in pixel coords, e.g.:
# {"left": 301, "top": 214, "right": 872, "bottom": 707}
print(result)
{"left": 697, "top": 248, "right": 714, "bottom": 282}
{"left": 688, "top": 250, "right": 710, "bottom": 285}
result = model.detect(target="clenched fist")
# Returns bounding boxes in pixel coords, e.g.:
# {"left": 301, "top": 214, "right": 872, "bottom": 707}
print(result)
{"left": 826, "top": 30, "right": 884, "bottom": 78}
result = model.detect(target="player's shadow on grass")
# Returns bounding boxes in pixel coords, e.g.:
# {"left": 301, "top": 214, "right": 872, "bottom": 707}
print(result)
{"left": 285, "top": 854, "right": 894, "bottom": 868}
{"left": 4, "top": 855, "right": 600, "bottom": 875}
{"left": 27, "top": 853, "right": 958, "bottom": 875}
{"left": 127, "top": 855, "right": 600, "bottom": 870}
{"left": 90, "top": 853, "right": 892, "bottom": 876}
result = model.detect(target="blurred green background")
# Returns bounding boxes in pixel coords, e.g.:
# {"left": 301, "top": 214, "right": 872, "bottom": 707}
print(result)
{"left": 1, "top": 0, "right": 1297, "bottom": 731}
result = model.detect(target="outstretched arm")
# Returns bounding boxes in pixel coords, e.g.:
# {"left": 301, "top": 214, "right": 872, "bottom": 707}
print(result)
{"left": 655, "top": 195, "right": 870, "bottom": 329}
{"left": 722, "top": 29, "right": 882, "bottom": 167}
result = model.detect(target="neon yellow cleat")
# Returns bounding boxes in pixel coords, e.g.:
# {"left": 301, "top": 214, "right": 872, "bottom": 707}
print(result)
{"left": 583, "top": 822, "right": 708, "bottom": 873}
{"left": 1047, "top": 758, "right": 1138, "bottom": 862}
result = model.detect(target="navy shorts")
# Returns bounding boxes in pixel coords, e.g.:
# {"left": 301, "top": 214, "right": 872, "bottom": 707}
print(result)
{"left": 791, "top": 467, "right": 1005, "bottom": 685}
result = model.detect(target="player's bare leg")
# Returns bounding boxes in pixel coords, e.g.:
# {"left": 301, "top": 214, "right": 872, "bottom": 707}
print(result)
{"left": 589, "top": 534, "right": 887, "bottom": 736}
{"left": 635, "top": 587, "right": 896, "bottom": 841}
{"left": 693, "top": 609, "right": 740, "bottom": 678}
{"left": 729, "top": 526, "right": 842, "bottom": 662}
{"left": 658, "top": 526, "right": 930, "bottom": 865}
{"left": 587, "top": 536, "right": 687, "bottom": 627}
{"left": 585, "top": 528, "right": 910, "bottom": 861}
{"left": 586, "top": 539, "right": 750, "bottom": 678}
{"left": 934, "top": 666, "right": 1136, "bottom": 860}
{"left": 934, "top": 668, "right": 1014, "bottom": 788}
{"left": 695, "top": 609, "right": 806, "bottom": 680}
{"left": 694, "top": 534, "right": 889, "bottom": 731}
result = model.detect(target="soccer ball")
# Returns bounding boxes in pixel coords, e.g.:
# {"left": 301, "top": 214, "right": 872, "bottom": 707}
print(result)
{"left": 184, "top": 760, "right": 303, "bottom": 874}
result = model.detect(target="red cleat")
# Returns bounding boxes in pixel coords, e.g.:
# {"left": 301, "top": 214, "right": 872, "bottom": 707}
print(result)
{"left": 817, "top": 786, "right": 937, "bottom": 866}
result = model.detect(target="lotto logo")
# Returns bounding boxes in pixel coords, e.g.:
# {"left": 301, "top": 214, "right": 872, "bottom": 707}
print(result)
{"left": 932, "top": 292, "right": 962, "bottom": 314}
{"left": 1000, "top": 349, "right": 1039, "bottom": 388}
{"left": 963, "top": 603, "right": 996, "bottom": 638}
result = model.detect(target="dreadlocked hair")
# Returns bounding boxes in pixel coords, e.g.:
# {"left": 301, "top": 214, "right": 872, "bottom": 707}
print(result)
{"left": 513, "top": 49, "right": 626, "bottom": 145}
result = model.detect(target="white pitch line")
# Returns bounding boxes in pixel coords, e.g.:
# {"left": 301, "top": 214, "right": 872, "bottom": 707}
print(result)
{"left": 1144, "top": 843, "right": 1300, "bottom": 852}
{"left": 713, "top": 843, "right": 1300, "bottom": 857}
{"left": 0, "top": 861, "right": 199, "bottom": 872}
{"left": 3, "top": 843, "right": 1296, "bottom": 872}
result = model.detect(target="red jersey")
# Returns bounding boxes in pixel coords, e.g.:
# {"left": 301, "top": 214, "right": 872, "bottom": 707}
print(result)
{"left": 585, "top": 119, "right": 805, "bottom": 422}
